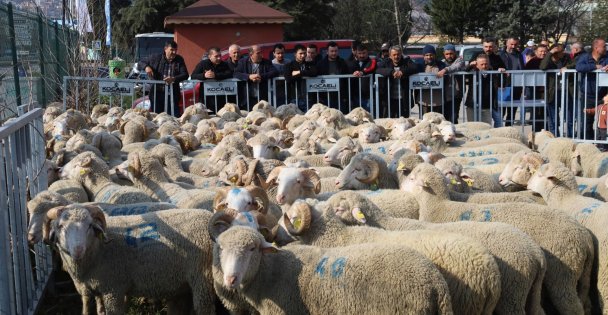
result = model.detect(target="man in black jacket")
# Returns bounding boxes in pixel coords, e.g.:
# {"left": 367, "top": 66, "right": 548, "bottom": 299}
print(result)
{"left": 284, "top": 44, "right": 318, "bottom": 111}
{"left": 234, "top": 45, "right": 279, "bottom": 109}
{"left": 376, "top": 45, "right": 418, "bottom": 118}
{"left": 138, "top": 40, "right": 188, "bottom": 116}
{"left": 317, "top": 41, "right": 349, "bottom": 110}
{"left": 190, "top": 47, "right": 233, "bottom": 111}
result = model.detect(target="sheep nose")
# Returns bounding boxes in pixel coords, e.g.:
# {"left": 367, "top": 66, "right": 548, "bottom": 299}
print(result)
{"left": 72, "top": 246, "right": 85, "bottom": 260}
{"left": 27, "top": 233, "right": 37, "bottom": 244}
{"left": 225, "top": 275, "right": 238, "bottom": 288}
{"left": 276, "top": 194, "right": 285, "bottom": 204}
{"left": 335, "top": 180, "right": 340, "bottom": 186}
{"left": 323, "top": 155, "right": 330, "bottom": 161}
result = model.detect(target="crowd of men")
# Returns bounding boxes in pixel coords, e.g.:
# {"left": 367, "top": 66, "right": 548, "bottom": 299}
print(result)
{"left": 138, "top": 37, "right": 608, "bottom": 141}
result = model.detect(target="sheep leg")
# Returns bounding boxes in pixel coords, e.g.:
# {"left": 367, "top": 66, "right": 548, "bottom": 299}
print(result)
{"left": 80, "top": 294, "right": 90, "bottom": 315}
{"left": 101, "top": 293, "right": 126, "bottom": 315}
{"left": 95, "top": 295, "right": 106, "bottom": 315}
{"left": 596, "top": 241, "right": 608, "bottom": 315}
{"left": 525, "top": 265, "right": 546, "bottom": 315}
{"left": 544, "top": 256, "right": 585, "bottom": 315}
{"left": 190, "top": 279, "right": 216, "bottom": 315}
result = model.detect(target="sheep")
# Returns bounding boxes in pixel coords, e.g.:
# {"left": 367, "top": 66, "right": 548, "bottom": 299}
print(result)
{"left": 538, "top": 137, "right": 577, "bottom": 169}
{"left": 355, "top": 122, "right": 387, "bottom": 144}
{"left": 323, "top": 136, "right": 362, "bottom": 167}
{"left": 402, "top": 162, "right": 595, "bottom": 315}
{"left": 90, "top": 131, "right": 123, "bottom": 167}
{"left": 120, "top": 115, "right": 158, "bottom": 145}
{"left": 244, "top": 110, "right": 267, "bottom": 126}
{"left": 194, "top": 122, "right": 219, "bottom": 144}
{"left": 575, "top": 174, "right": 608, "bottom": 201}
{"left": 246, "top": 133, "right": 281, "bottom": 159}
{"left": 335, "top": 153, "right": 398, "bottom": 190}
{"left": 458, "top": 126, "right": 525, "bottom": 143}
{"left": 26, "top": 191, "right": 177, "bottom": 244}
{"left": 443, "top": 142, "right": 530, "bottom": 157}
{"left": 158, "top": 120, "right": 181, "bottom": 137}
{"left": 308, "top": 126, "right": 340, "bottom": 151}
{"left": 291, "top": 119, "right": 318, "bottom": 139}
{"left": 278, "top": 200, "right": 501, "bottom": 315}
{"left": 263, "top": 129, "right": 293, "bottom": 149}
{"left": 148, "top": 143, "right": 223, "bottom": 188}
{"left": 498, "top": 151, "right": 548, "bottom": 191}
{"left": 388, "top": 117, "right": 416, "bottom": 139}
{"left": 48, "top": 179, "right": 89, "bottom": 203}
{"left": 273, "top": 103, "right": 303, "bottom": 120}
{"left": 210, "top": 225, "right": 455, "bottom": 315}
{"left": 446, "top": 154, "right": 514, "bottom": 168}
{"left": 286, "top": 137, "right": 321, "bottom": 157}
{"left": 61, "top": 152, "right": 158, "bottom": 204}
{"left": 216, "top": 102, "right": 243, "bottom": 117}
{"left": 117, "top": 151, "right": 217, "bottom": 209}
{"left": 527, "top": 161, "right": 608, "bottom": 312}
{"left": 317, "top": 107, "right": 350, "bottom": 130}
{"left": 344, "top": 106, "right": 374, "bottom": 125}
{"left": 449, "top": 137, "right": 524, "bottom": 148}
{"left": 64, "top": 129, "right": 95, "bottom": 151}
{"left": 251, "top": 100, "right": 275, "bottom": 117}
{"left": 179, "top": 102, "right": 211, "bottom": 125}
{"left": 172, "top": 130, "right": 201, "bottom": 154}
{"left": 264, "top": 167, "right": 321, "bottom": 207}
{"left": 187, "top": 145, "right": 251, "bottom": 178}
{"left": 44, "top": 205, "right": 217, "bottom": 314}
{"left": 327, "top": 190, "right": 546, "bottom": 315}
{"left": 572, "top": 142, "right": 608, "bottom": 178}
{"left": 527, "top": 129, "right": 555, "bottom": 150}
{"left": 455, "top": 121, "right": 492, "bottom": 131}
{"left": 283, "top": 114, "right": 308, "bottom": 132}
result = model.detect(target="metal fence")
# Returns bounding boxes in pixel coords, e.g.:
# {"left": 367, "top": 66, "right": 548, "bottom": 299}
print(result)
{"left": 0, "top": 2, "right": 75, "bottom": 123}
{"left": 0, "top": 108, "right": 51, "bottom": 315}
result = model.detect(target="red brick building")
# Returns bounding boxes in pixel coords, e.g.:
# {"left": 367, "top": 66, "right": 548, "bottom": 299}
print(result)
{"left": 165, "top": 0, "right": 293, "bottom": 72}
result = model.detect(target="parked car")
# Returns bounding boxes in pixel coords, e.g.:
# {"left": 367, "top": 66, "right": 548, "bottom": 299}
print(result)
{"left": 458, "top": 45, "right": 483, "bottom": 65}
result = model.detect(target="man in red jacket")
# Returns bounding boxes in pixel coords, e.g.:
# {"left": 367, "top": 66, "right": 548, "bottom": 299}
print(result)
{"left": 349, "top": 43, "right": 376, "bottom": 112}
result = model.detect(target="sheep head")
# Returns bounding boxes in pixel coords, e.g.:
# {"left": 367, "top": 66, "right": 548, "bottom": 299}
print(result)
{"left": 326, "top": 191, "right": 369, "bottom": 225}
{"left": 282, "top": 200, "right": 312, "bottom": 236}
{"left": 400, "top": 163, "right": 449, "bottom": 198}
{"left": 274, "top": 168, "right": 321, "bottom": 205}
{"left": 61, "top": 151, "right": 109, "bottom": 183}
{"left": 45, "top": 205, "right": 107, "bottom": 259}
{"left": 335, "top": 153, "right": 382, "bottom": 190}
{"left": 323, "top": 136, "right": 362, "bottom": 166}
{"left": 345, "top": 107, "right": 373, "bottom": 126}
{"left": 527, "top": 162, "right": 578, "bottom": 196}
{"left": 213, "top": 186, "right": 269, "bottom": 214}
{"left": 27, "top": 191, "right": 70, "bottom": 244}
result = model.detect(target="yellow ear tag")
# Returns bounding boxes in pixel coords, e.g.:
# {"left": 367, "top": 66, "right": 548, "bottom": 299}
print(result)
{"left": 463, "top": 178, "right": 473, "bottom": 186}
{"left": 80, "top": 169, "right": 87, "bottom": 175}
{"left": 370, "top": 181, "right": 379, "bottom": 191}
{"left": 104, "top": 155, "right": 110, "bottom": 161}
{"left": 397, "top": 161, "right": 406, "bottom": 171}
{"left": 530, "top": 169, "right": 536, "bottom": 175}
{"left": 229, "top": 175, "right": 238, "bottom": 184}
{"left": 273, "top": 147, "right": 280, "bottom": 153}
{"left": 292, "top": 217, "right": 302, "bottom": 230}
{"left": 352, "top": 208, "right": 367, "bottom": 224}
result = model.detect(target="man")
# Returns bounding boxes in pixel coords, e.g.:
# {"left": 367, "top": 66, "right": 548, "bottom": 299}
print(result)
{"left": 271, "top": 43, "right": 290, "bottom": 75}
{"left": 376, "top": 45, "right": 418, "bottom": 118}
{"left": 234, "top": 45, "right": 279, "bottom": 108}
{"left": 306, "top": 44, "right": 322, "bottom": 65}
{"left": 378, "top": 42, "right": 391, "bottom": 66}
{"left": 317, "top": 41, "right": 349, "bottom": 75}
{"left": 190, "top": 47, "right": 233, "bottom": 109}
{"left": 416, "top": 45, "right": 446, "bottom": 115}
{"left": 226, "top": 44, "right": 241, "bottom": 73}
{"left": 524, "top": 45, "right": 548, "bottom": 70}
{"left": 272, "top": 43, "right": 290, "bottom": 105}
{"left": 576, "top": 38, "right": 608, "bottom": 140}
{"left": 317, "top": 41, "right": 350, "bottom": 109}
{"left": 540, "top": 43, "right": 572, "bottom": 136}
{"left": 523, "top": 44, "right": 549, "bottom": 131}
{"left": 349, "top": 43, "right": 377, "bottom": 111}
{"left": 521, "top": 40, "right": 536, "bottom": 65}
{"left": 437, "top": 43, "right": 466, "bottom": 122}
{"left": 138, "top": 40, "right": 188, "bottom": 116}
{"left": 470, "top": 54, "right": 502, "bottom": 127}
{"left": 469, "top": 37, "right": 506, "bottom": 71}
{"left": 284, "top": 44, "right": 318, "bottom": 111}
{"left": 498, "top": 37, "right": 524, "bottom": 126}
{"left": 346, "top": 40, "right": 361, "bottom": 70}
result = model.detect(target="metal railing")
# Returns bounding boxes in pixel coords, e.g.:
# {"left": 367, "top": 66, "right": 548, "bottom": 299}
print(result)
{"left": 0, "top": 108, "right": 50, "bottom": 315}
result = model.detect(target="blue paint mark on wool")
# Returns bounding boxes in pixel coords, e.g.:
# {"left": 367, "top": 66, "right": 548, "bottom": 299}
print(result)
{"left": 378, "top": 147, "right": 386, "bottom": 154}
{"left": 331, "top": 258, "right": 347, "bottom": 278}
{"left": 315, "top": 257, "right": 329, "bottom": 277}
{"left": 578, "top": 184, "right": 587, "bottom": 192}
{"left": 460, "top": 211, "right": 472, "bottom": 221}
{"left": 482, "top": 158, "right": 498, "bottom": 165}
{"left": 481, "top": 209, "right": 492, "bottom": 222}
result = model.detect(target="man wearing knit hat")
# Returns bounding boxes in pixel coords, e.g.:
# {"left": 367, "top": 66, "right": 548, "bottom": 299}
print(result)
{"left": 379, "top": 42, "right": 391, "bottom": 66}
{"left": 437, "top": 43, "right": 466, "bottom": 122}
{"left": 416, "top": 45, "right": 446, "bottom": 116}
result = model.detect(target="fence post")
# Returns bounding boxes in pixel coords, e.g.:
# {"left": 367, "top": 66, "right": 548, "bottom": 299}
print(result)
{"left": 37, "top": 9, "right": 47, "bottom": 108}
{"left": 7, "top": 3, "right": 22, "bottom": 108}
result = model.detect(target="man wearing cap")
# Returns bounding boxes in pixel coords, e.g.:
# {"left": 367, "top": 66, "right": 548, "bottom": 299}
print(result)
{"left": 437, "top": 44, "right": 466, "bottom": 123}
{"left": 499, "top": 37, "right": 524, "bottom": 126}
{"left": 379, "top": 43, "right": 391, "bottom": 66}
{"left": 522, "top": 40, "right": 536, "bottom": 65}
{"left": 376, "top": 45, "right": 419, "bottom": 118}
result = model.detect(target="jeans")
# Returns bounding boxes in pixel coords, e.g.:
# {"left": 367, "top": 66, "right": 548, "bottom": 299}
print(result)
{"left": 491, "top": 107, "right": 503, "bottom": 128}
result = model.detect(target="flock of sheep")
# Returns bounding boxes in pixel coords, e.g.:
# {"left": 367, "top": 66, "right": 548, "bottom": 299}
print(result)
{"left": 28, "top": 99, "right": 608, "bottom": 314}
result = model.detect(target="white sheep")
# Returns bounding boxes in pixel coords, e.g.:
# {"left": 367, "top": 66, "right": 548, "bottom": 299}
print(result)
{"left": 572, "top": 142, "right": 608, "bottom": 178}
{"left": 48, "top": 179, "right": 89, "bottom": 203}
{"left": 335, "top": 153, "right": 398, "bottom": 190}
{"left": 527, "top": 162, "right": 608, "bottom": 312}
{"left": 277, "top": 200, "right": 501, "bottom": 315}
{"left": 402, "top": 162, "right": 594, "bottom": 315}
{"left": 60, "top": 152, "right": 158, "bottom": 204}
{"left": 45, "top": 205, "right": 217, "bottom": 314}
{"left": 327, "top": 190, "right": 546, "bottom": 315}
{"left": 211, "top": 225, "right": 454, "bottom": 315}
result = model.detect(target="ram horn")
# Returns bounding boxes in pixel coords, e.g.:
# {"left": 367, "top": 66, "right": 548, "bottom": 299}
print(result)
{"left": 265, "top": 166, "right": 284, "bottom": 187}
{"left": 246, "top": 185, "right": 270, "bottom": 214}
{"left": 242, "top": 159, "right": 259, "bottom": 186}
{"left": 283, "top": 202, "right": 312, "bottom": 236}
{"left": 234, "top": 159, "right": 248, "bottom": 185}
{"left": 355, "top": 158, "right": 380, "bottom": 184}
{"left": 83, "top": 205, "right": 109, "bottom": 241}
{"left": 43, "top": 205, "right": 67, "bottom": 243}
{"left": 208, "top": 210, "right": 237, "bottom": 242}
{"left": 212, "top": 187, "right": 230, "bottom": 212}
{"left": 301, "top": 169, "right": 321, "bottom": 194}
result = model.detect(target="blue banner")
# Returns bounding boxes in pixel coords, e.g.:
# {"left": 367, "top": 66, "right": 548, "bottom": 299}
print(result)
{"left": 105, "top": 0, "right": 111, "bottom": 46}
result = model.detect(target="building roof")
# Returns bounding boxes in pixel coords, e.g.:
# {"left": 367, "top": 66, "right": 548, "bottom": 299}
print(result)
{"left": 165, "top": 0, "right": 293, "bottom": 26}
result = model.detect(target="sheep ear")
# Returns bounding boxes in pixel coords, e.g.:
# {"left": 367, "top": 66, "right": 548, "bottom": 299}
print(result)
{"left": 260, "top": 240, "right": 278, "bottom": 254}
{"left": 415, "top": 178, "right": 429, "bottom": 188}
{"left": 80, "top": 155, "right": 92, "bottom": 167}
{"left": 351, "top": 207, "right": 367, "bottom": 224}
{"left": 460, "top": 172, "right": 474, "bottom": 186}
{"left": 327, "top": 137, "right": 337, "bottom": 143}
{"left": 131, "top": 153, "right": 142, "bottom": 176}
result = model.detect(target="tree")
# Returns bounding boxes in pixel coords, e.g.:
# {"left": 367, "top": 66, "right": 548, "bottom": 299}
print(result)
{"left": 577, "top": 0, "right": 608, "bottom": 45}
{"left": 425, "top": 0, "right": 491, "bottom": 43}
{"left": 256, "top": 0, "right": 336, "bottom": 40}
{"left": 331, "top": 0, "right": 413, "bottom": 49}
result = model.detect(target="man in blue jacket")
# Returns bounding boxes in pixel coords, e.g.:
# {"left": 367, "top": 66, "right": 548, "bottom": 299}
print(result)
{"left": 234, "top": 45, "right": 279, "bottom": 109}
{"left": 576, "top": 38, "right": 608, "bottom": 139}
